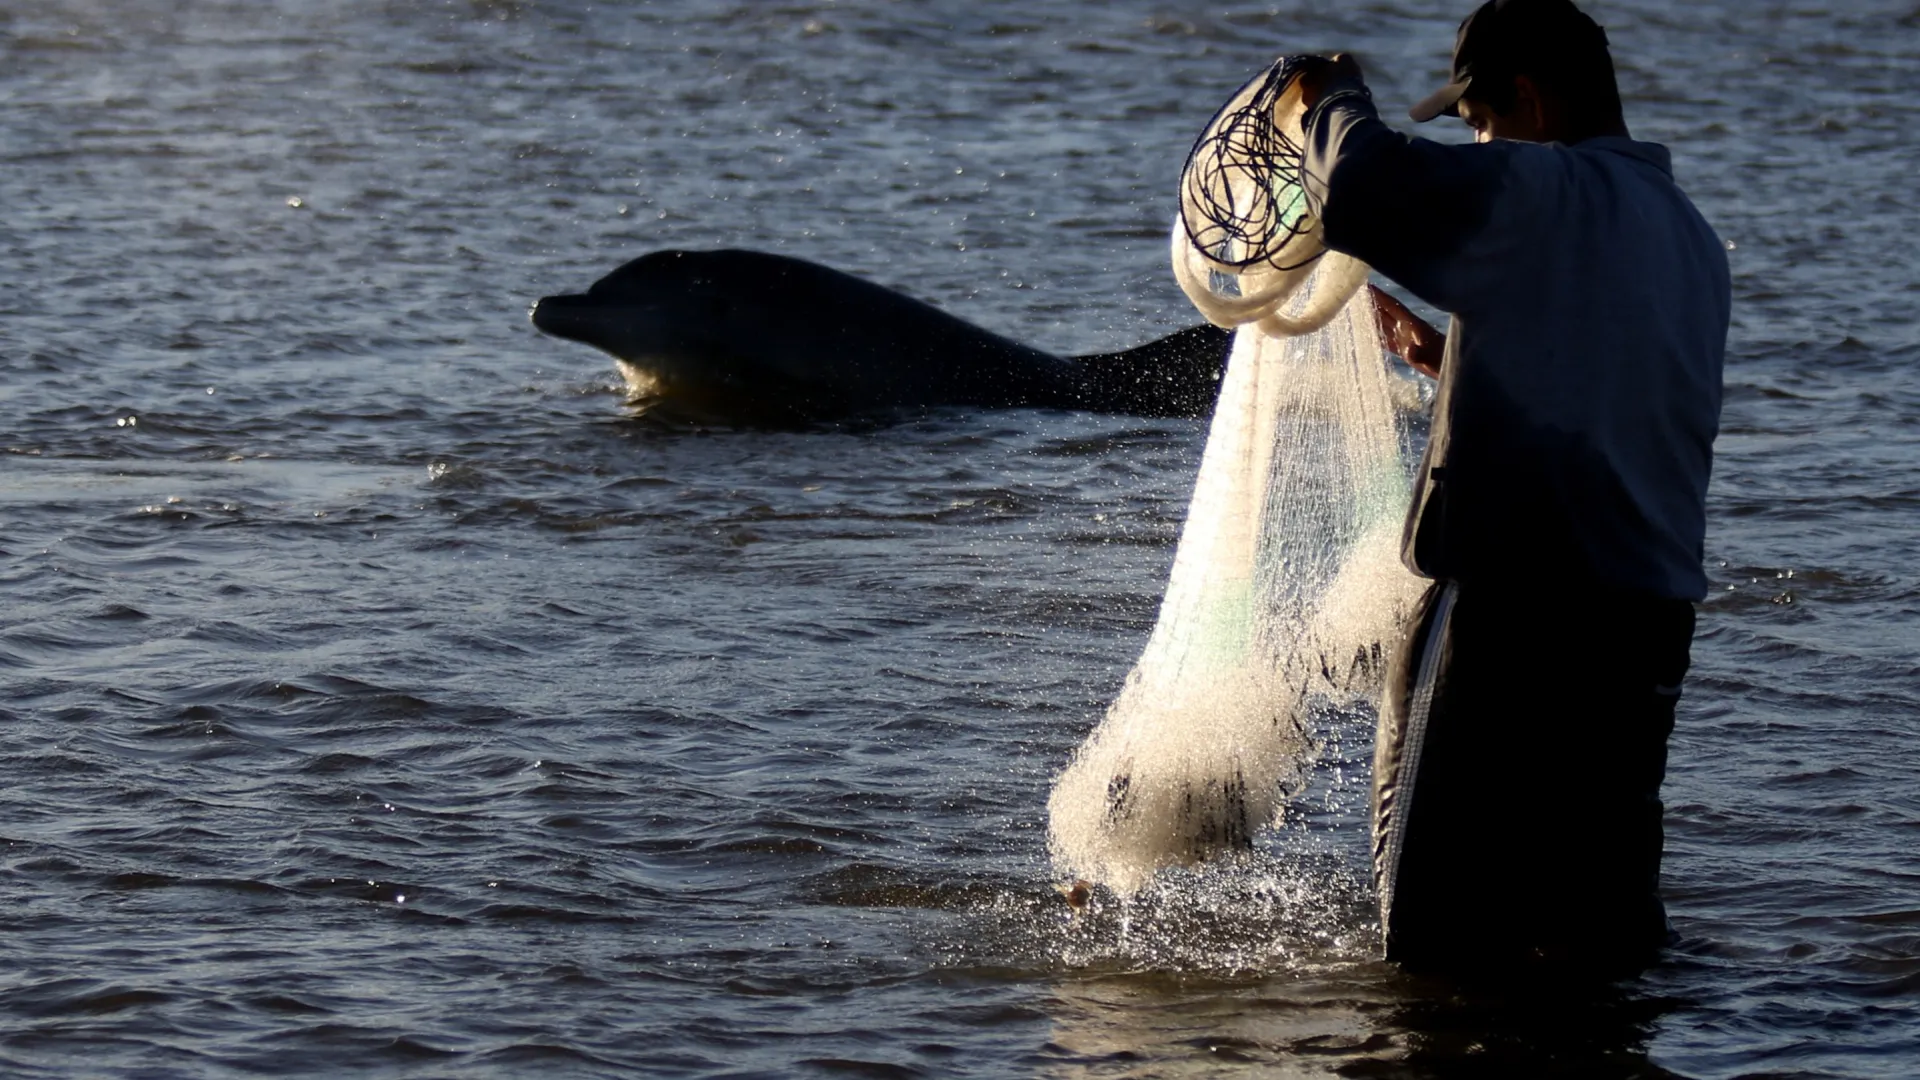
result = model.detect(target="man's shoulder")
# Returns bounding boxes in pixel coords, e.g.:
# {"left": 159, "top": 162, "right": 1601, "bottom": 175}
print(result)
{"left": 1570, "top": 136, "right": 1675, "bottom": 179}
{"left": 1491, "top": 136, "right": 1705, "bottom": 228}
{"left": 1498, "top": 136, "right": 1675, "bottom": 182}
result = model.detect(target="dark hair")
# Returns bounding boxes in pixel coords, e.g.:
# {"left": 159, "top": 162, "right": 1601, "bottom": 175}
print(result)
{"left": 1465, "top": 46, "right": 1625, "bottom": 133}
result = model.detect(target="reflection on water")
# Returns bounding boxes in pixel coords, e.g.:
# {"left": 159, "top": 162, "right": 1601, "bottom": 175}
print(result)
{"left": 1373, "top": 984, "right": 1685, "bottom": 1079}
{"left": 1043, "top": 972, "right": 1684, "bottom": 1078}
{"left": 1043, "top": 973, "right": 1398, "bottom": 1077}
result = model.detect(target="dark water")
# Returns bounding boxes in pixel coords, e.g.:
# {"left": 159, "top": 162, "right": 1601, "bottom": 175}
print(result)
{"left": 3, "top": 1, "right": 1917, "bottom": 1075}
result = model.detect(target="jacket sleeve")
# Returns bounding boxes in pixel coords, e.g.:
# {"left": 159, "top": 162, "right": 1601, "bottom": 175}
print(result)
{"left": 1300, "top": 83, "right": 1523, "bottom": 315}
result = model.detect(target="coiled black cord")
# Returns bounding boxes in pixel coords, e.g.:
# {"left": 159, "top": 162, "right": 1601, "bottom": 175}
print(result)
{"left": 1180, "top": 55, "right": 1328, "bottom": 273}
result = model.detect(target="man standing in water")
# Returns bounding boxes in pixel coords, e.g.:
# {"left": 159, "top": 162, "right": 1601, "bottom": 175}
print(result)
{"left": 1298, "top": 0, "right": 1730, "bottom": 973}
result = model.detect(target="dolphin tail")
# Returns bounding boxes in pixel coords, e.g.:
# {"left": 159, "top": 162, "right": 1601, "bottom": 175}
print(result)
{"left": 1067, "top": 325, "right": 1232, "bottom": 419}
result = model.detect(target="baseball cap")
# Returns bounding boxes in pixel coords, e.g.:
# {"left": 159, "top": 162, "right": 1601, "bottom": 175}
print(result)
{"left": 1409, "top": 0, "right": 1613, "bottom": 123}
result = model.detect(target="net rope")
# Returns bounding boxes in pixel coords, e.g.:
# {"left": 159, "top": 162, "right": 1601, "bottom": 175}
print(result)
{"left": 1180, "top": 55, "right": 1326, "bottom": 273}
{"left": 1048, "top": 57, "right": 1423, "bottom": 895}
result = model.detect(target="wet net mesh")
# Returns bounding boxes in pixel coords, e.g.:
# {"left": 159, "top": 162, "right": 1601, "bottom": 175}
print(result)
{"left": 1049, "top": 56, "right": 1423, "bottom": 895}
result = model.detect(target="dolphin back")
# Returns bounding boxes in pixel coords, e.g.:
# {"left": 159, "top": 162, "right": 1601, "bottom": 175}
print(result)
{"left": 531, "top": 248, "right": 1229, "bottom": 423}
{"left": 534, "top": 249, "right": 1077, "bottom": 421}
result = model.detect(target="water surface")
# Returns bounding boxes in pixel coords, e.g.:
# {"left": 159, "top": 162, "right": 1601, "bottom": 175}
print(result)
{"left": 2, "top": 1, "right": 1917, "bottom": 1076}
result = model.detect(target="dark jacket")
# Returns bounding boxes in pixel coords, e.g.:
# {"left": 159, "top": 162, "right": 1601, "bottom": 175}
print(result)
{"left": 1303, "top": 88, "right": 1730, "bottom": 600}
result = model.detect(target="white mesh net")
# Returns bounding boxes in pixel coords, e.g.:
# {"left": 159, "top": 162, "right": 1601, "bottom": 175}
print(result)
{"left": 1047, "top": 59, "right": 1424, "bottom": 894}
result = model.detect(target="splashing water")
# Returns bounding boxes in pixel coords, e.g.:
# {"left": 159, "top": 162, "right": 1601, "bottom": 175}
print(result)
{"left": 1047, "top": 263, "right": 1423, "bottom": 895}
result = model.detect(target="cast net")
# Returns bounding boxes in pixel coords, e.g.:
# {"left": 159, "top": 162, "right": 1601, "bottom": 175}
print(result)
{"left": 1048, "top": 56, "right": 1423, "bottom": 895}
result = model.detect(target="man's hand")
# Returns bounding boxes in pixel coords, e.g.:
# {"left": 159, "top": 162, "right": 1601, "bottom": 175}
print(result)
{"left": 1298, "top": 53, "right": 1366, "bottom": 112}
{"left": 1370, "top": 284, "right": 1445, "bottom": 377}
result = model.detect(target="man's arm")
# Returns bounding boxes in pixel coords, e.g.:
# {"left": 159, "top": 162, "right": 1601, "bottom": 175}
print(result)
{"left": 1295, "top": 56, "right": 1518, "bottom": 316}
{"left": 1370, "top": 285, "right": 1445, "bottom": 377}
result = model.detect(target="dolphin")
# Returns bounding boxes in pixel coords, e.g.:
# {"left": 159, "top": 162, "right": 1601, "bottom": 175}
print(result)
{"left": 530, "top": 249, "right": 1230, "bottom": 424}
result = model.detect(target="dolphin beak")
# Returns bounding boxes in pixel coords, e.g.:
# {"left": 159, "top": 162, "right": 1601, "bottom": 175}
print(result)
{"left": 529, "top": 293, "right": 592, "bottom": 339}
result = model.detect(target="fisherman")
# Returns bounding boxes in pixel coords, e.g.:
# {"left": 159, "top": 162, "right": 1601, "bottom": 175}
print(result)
{"left": 1297, "top": 0, "right": 1731, "bottom": 973}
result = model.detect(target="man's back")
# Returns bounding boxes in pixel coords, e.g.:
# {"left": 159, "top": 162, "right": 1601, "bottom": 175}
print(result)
{"left": 1304, "top": 107, "right": 1730, "bottom": 596}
